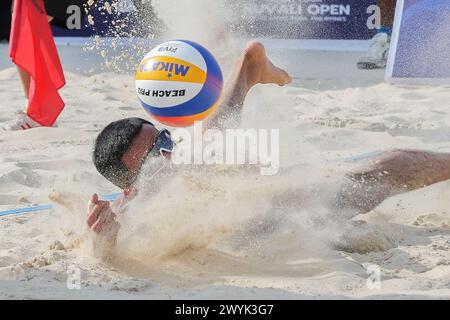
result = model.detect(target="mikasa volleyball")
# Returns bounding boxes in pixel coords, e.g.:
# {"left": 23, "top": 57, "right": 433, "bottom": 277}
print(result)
{"left": 136, "top": 40, "right": 224, "bottom": 127}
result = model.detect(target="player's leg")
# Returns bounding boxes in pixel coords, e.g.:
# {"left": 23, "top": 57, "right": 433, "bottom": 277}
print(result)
{"left": 206, "top": 42, "right": 291, "bottom": 129}
{"left": 380, "top": 0, "right": 396, "bottom": 30}
{"left": 358, "top": 0, "right": 397, "bottom": 69}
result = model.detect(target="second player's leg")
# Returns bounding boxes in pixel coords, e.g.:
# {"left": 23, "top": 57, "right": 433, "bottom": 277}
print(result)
{"left": 380, "top": 0, "right": 397, "bottom": 29}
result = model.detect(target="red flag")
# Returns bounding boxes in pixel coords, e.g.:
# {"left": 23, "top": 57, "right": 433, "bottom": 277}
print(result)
{"left": 9, "top": 0, "right": 65, "bottom": 127}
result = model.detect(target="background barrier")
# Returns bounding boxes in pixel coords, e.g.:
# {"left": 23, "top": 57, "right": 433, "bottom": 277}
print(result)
{"left": 44, "top": 0, "right": 380, "bottom": 40}
{"left": 0, "top": 0, "right": 12, "bottom": 41}
{"left": 387, "top": 0, "right": 450, "bottom": 84}
{"left": 228, "top": 0, "right": 379, "bottom": 39}
{"left": 0, "top": 1, "right": 382, "bottom": 41}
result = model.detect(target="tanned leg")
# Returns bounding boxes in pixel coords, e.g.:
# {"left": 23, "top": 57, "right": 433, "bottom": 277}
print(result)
{"left": 17, "top": 66, "right": 30, "bottom": 98}
{"left": 206, "top": 41, "right": 291, "bottom": 129}
{"left": 379, "top": 0, "right": 397, "bottom": 28}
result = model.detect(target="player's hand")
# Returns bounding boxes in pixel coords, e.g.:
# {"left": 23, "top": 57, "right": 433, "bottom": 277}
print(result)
{"left": 87, "top": 193, "right": 117, "bottom": 234}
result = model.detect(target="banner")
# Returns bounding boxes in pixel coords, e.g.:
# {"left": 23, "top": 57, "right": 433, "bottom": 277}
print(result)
{"left": 229, "top": 0, "right": 378, "bottom": 39}
{"left": 51, "top": 0, "right": 380, "bottom": 40}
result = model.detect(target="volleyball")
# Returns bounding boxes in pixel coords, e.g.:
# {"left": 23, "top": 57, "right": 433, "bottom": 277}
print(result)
{"left": 135, "top": 40, "right": 223, "bottom": 127}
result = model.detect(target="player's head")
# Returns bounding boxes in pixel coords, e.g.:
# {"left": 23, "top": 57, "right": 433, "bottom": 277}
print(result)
{"left": 93, "top": 117, "right": 174, "bottom": 190}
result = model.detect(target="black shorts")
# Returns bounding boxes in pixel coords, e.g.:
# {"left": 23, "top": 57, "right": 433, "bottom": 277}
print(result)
{"left": 44, "top": 0, "right": 88, "bottom": 29}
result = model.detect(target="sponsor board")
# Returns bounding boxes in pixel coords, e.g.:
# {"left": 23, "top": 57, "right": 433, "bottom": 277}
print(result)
{"left": 52, "top": 0, "right": 380, "bottom": 40}
{"left": 386, "top": 0, "right": 450, "bottom": 85}
{"left": 230, "top": 0, "right": 379, "bottom": 39}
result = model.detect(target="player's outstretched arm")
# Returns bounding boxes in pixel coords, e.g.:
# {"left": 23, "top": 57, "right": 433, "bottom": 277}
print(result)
{"left": 87, "top": 193, "right": 121, "bottom": 259}
{"left": 336, "top": 149, "right": 450, "bottom": 214}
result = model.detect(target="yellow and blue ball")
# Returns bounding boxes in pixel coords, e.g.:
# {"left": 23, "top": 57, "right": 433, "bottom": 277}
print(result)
{"left": 135, "top": 40, "right": 223, "bottom": 127}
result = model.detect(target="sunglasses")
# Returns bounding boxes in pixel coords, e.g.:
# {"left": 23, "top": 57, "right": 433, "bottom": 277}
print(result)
{"left": 145, "top": 129, "right": 175, "bottom": 159}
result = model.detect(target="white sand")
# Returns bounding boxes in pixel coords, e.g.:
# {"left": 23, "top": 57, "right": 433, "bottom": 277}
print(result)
{"left": 1, "top": 39, "right": 450, "bottom": 299}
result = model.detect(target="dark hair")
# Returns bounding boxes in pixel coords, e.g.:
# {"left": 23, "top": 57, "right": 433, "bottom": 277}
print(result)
{"left": 93, "top": 117, "right": 153, "bottom": 189}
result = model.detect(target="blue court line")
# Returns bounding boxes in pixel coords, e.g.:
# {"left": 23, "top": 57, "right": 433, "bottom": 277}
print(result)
{"left": 0, "top": 204, "right": 54, "bottom": 217}
{"left": 343, "top": 151, "right": 383, "bottom": 162}
{"left": 0, "top": 193, "right": 122, "bottom": 218}
{"left": 99, "top": 193, "right": 122, "bottom": 201}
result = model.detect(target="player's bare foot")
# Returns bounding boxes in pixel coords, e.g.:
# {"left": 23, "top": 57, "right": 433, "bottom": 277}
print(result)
{"left": 242, "top": 41, "right": 292, "bottom": 87}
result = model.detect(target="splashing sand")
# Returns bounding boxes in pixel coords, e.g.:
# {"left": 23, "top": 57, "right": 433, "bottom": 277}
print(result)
{"left": 1, "top": 0, "right": 450, "bottom": 299}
